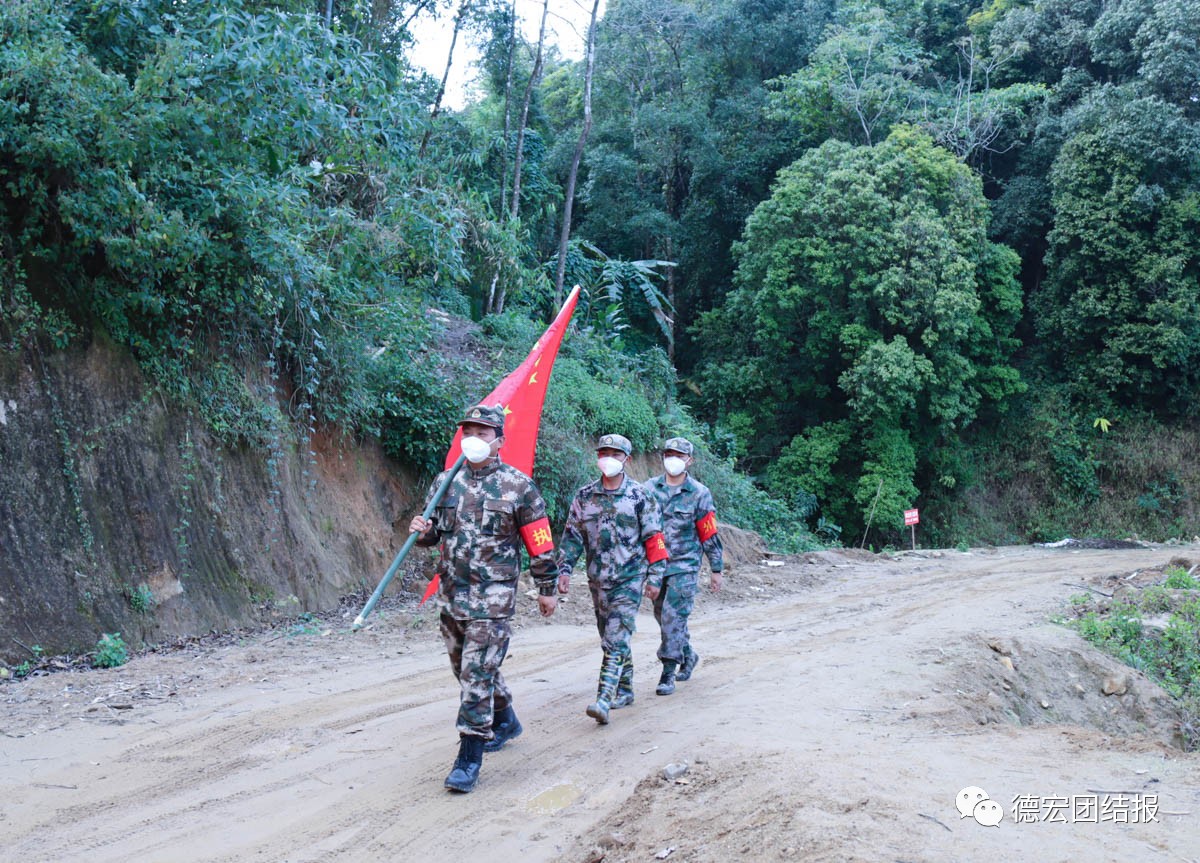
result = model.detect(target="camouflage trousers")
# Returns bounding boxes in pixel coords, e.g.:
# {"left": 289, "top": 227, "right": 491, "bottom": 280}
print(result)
{"left": 652, "top": 572, "right": 697, "bottom": 665}
{"left": 440, "top": 614, "right": 511, "bottom": 740}
{"left": 588, "top": 577, "right": 644, "bottom": 699}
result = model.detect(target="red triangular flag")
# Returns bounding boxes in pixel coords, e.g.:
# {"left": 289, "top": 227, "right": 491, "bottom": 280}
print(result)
{"left": 420, "top": 287, "right": 581, "bottom": 607}
{"left": 444, "top": 285, "right": 580, "bottom": 477}
{"left": 419, "top": 572, "right": 440, "bottom": 605}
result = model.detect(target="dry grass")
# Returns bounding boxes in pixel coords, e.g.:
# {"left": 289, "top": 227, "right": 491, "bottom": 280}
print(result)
{"left": 942, "top": 419, "right": 1200, "bottom": 545}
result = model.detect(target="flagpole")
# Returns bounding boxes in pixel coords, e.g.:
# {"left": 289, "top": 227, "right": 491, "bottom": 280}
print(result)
{"left": 352, "top": 453, "right": 467, "bottom": 630}
{"left": 351, "top": 285, "right": 581, "bottom": 631}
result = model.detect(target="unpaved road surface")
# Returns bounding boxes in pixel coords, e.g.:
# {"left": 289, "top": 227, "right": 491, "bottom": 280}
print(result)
{"left": 4, "top": 545, "right": 1200, "bottom": 863}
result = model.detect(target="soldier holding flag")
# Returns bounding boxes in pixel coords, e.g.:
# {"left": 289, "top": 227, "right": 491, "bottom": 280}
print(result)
{"left": 559, "top": 433, "right": 668, "bottom": 724}
{"left": 410, "top": 404, "right": 559, "bottom": 794}
{"left": 356, "top": 288, "right": 578, "bottom": 793}
{"left": 643, "top": 437, "right": 724, "bottom": 696}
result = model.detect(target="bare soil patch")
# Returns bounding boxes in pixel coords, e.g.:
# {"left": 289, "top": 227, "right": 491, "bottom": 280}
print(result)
{"left": 4, "top": 545, "right": 1200, "bottom": 862}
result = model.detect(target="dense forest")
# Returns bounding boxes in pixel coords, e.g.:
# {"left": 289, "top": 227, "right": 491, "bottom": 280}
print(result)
{"left": 3, "top": 0, "right": 1199, "bottom": 551}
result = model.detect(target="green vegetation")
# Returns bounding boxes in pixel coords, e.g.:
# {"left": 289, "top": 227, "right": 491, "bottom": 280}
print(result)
{"left": 695, "top": 126, "right": 1023, "bottom": 536}
{"left": 287, "top": 612, "right": 322, "bottom": 638}
{"left": 3, "top": 0, "right": 1199, "bottom": 556}
{"left": 2, "top": 0, "right": 471, "bottom": 449}
{"left": 11, "top": 644, "right": 45, "bottom": 679}
{"left": 127, "top": 584, "right": 155, "bottom": 615}
{"left": 91, "top": 633, "right": 129, "bottom": 669}
{"left": 1067, "top": 567, "right": 1200, "bottom": 749}
{"left": 479, "top": 311, "right": 820, "bottom": 550}
{"left": 1166, "top": 568, "right": 1200, "bottom": 591}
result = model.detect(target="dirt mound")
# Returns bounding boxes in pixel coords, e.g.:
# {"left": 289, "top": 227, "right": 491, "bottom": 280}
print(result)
{"left": 569, "top": 752, "right": 885, "bottom": 863}
{"left": 718, "top": 523, "right": 769, "bottom": 566}
{"left": 947, "top": 634, "right": 1184, "bottom": 749}
{"left": 1090, "top": 556, "right": 1197, "bottom": 596}
{"left": 1036, "top": 537, "right": 1148, "bottom": 550}
{"left": 800, "top": 547, "right": 885, "bottom": 565}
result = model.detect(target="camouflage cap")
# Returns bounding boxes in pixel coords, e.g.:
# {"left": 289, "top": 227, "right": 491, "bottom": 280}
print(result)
{"left": 595, "top": 433, "right": 633, "bottom": 455}
{"left": 458, "top": 403, "right": 505, "bottom": 432}
{"left": 663, "top": 436, "right": 694, "bottom": 456}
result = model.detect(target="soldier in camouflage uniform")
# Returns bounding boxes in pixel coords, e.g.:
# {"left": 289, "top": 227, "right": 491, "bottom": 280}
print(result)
{"left": 410, "top": 404, "right": 559, "bottom": 793}
{"left": 643, "top": 437, "right": 724, "bottom": 696}
{"left": 559, "top": 433, "right": 668, "bottom": 724}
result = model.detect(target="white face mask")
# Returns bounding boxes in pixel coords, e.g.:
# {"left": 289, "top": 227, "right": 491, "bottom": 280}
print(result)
{"left": 597, "top": 456, "right": 624, "bottom": 478}
{"left": 663, "top": 456, "right": 687, "bottom": 477}
{"left": 461, "top": 435, "right": 493, "bottom": 464}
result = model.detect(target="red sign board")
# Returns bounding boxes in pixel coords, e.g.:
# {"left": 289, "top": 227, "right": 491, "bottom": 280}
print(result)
{"left": 904, "top": 508, "right": 920, "bottom": 526}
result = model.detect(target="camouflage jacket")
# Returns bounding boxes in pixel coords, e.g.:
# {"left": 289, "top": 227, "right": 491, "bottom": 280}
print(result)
{"left": 416, "top": 460, "right": 558, "bottom": 620}
{"left": 644, "top": 474, "right": 724, "bottom": 578}
{"left": 560, "top": 474, "right": 666, "bottom": 589}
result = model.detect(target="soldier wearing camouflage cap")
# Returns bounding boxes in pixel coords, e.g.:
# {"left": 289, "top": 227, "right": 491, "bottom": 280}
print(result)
{"left": 643, "top": 436, "right": 724, "bottom": 695}
{"left": 410, "top": 404, "right": 560, "bottom": 793}
{"left": 559, "top": 433, "right": 668, "bottom": 724}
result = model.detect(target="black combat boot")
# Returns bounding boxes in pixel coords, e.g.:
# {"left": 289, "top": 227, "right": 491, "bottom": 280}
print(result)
{"left": 483, "top": 705, "right": 523, "bottom": 753}
{"left": 676, "top": 649, "right": 701, "bottom": 682}
{"left": 444, "top": 735, "right": 484, "bottom": 793}
{"left": 656, "top": 660, "right": 677, "bottom": 695}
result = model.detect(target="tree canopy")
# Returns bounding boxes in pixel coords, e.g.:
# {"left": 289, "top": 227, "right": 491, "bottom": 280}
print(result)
{"left": 693, "top": 126, "right": 1023, "bottom": 533}
{"left": 4, "top": 0, "right": 1200, "bottom": 547}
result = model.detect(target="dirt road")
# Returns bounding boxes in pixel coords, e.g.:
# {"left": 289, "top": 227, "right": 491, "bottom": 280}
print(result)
{"left": 4, "top": 545, "right": 1200, "bottom": 862}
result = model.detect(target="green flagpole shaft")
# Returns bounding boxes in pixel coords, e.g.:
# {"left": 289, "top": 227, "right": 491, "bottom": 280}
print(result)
{"left": 352, "top": 453, "right": 467, "bottom": 630}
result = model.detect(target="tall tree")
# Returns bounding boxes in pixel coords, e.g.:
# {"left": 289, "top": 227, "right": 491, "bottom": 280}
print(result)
{"left": 694, "top": 127, "right": 1023, "bottom": 537}
{"left": 419, "top": 0, "right": 472, "bottom": 157}
{"left": 509, "top": 0, "right": 548, "bottom": 223}
{"left": 553, "top": 0, "right": 602, "bottom": 307}
{"left": 576, "top": 0, "right": 835, "bottom": 364}
{"left": 1033, "top": 88, "right": 1200, "bottom": 413}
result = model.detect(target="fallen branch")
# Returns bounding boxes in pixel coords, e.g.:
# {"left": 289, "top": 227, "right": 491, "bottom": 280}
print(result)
{"left": 10, "top": 637, "right": 39, "bottom": 656}
{"left": 1062, "top": 583, "right": 1113, "bottom": 598}
{"left": 918, "top": 812, "right": 952, "bottom": 832}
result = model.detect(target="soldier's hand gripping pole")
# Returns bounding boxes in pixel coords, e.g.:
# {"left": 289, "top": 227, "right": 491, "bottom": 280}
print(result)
{"left": 352, "top": 454, "right": 468, "bottom": 630}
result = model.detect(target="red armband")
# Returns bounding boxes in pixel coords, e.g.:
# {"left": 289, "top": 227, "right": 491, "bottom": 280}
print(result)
{"left": 695, "top": 510, "right": 718, "bottom": 542}
{"left": 644, "top": 532, "right": 669, "bottom": 563}
{"left": 519, "top": 516, "right": 555, "bottom": 556}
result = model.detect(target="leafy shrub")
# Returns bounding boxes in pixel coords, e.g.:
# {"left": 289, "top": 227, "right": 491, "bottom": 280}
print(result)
{"left": 1, "top": 1, "right": 482, "bottom": 449}
{"left": 930, "top": 404, "right": 1200, "bottom": 547}
{"left": 543, "top": 358, "right": 660, "bottom": 451}
{"left": 92, "top": 633, "right": 129, "bottom": 668}
{"left": 373, "top": 343, "right": 475, "bottom": 474}
{"left": 1139, "top": 584, "right": 1172, "bottom": 614}
{"left": 1165, "top": 566, "right": 1200, "bottom": 591}
{"left": 127, "top": 584, "right": 154, "bottom": 615}
{"left": 1069, "top": 593, "right": 1200, "bottom": 749}
{"left": 692, "top": 127, "right": 1024, "bottom": 543}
